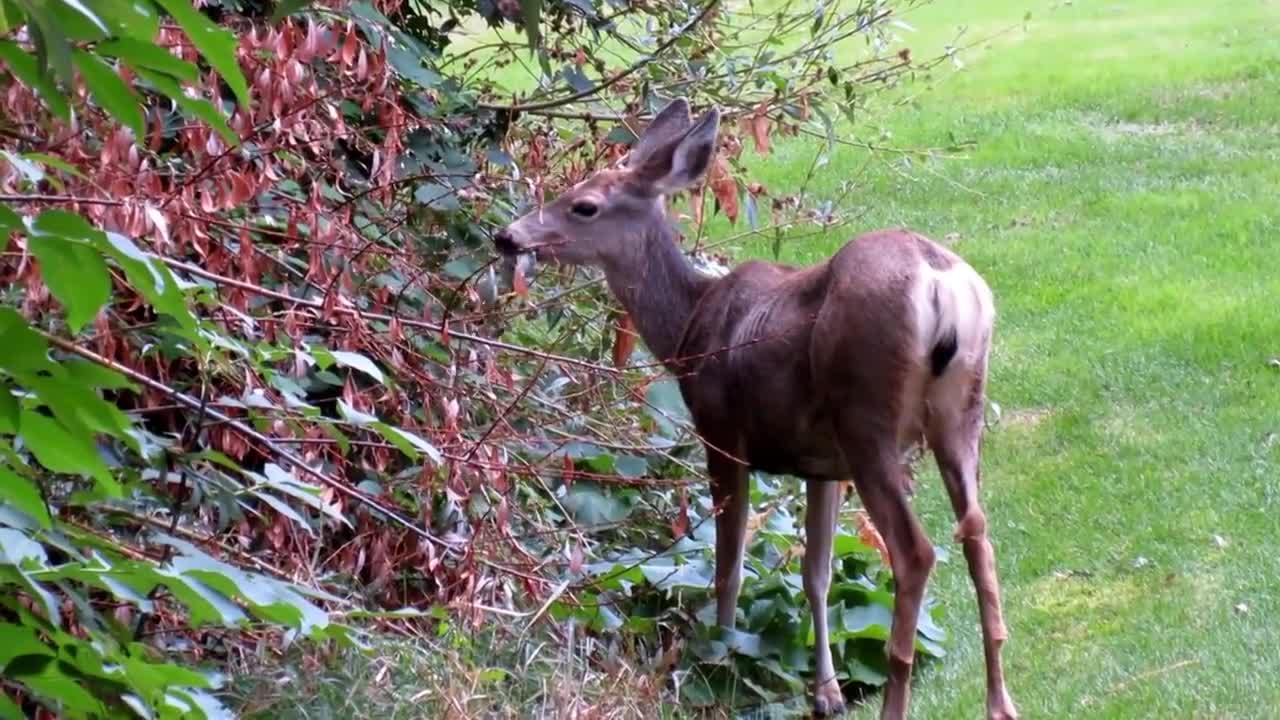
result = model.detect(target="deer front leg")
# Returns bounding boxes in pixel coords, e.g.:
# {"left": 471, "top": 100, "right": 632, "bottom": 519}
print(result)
{"left": 708, "top": 450, "right": 749, "bottom": 627}
{"left": 804, "top": 479, "right": 845, "bottom": 716}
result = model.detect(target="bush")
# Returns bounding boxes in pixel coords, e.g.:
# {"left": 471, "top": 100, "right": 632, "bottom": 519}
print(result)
{"left": 0, "top": 0, "right": 954, "bottom": 715}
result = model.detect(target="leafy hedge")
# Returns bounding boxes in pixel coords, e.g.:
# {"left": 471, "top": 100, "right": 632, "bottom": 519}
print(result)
{"left": 0, "top": 0, "right": 960, "bottom": 715}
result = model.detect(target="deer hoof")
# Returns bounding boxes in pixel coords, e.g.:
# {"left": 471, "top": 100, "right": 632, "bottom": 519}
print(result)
{"left": 812, "top": 678, "right": 846, "bottom": 717}
{"left": 987, "top": 690, "right": 1019, "bottom": 720}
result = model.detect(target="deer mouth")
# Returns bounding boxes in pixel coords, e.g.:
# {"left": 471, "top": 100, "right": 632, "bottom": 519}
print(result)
{"left": 493, "top": 227, "right": 523, "bottom": 256}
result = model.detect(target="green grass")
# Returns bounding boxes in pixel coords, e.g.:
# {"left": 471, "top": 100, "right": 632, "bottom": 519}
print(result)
{"left": 729, "top": 0, "right": 1280, "bottom": 717}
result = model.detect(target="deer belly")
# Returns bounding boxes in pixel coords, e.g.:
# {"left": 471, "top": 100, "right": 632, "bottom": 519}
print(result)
{"left": 744, "top": 432, "right": 846, "bottom": 480}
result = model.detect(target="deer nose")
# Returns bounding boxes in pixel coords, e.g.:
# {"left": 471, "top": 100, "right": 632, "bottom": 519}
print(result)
{"left": 493, "top": 227, "right": 520, "bottom": 255}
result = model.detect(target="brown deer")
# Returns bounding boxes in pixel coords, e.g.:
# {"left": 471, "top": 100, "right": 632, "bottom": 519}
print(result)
{"left": 492, "top": 97, "right": 1018, "bottom": 720}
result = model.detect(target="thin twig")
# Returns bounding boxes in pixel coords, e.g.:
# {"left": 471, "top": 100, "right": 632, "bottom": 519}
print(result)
{"left": 476, "top": 1, "right": 720, "bottom": 114}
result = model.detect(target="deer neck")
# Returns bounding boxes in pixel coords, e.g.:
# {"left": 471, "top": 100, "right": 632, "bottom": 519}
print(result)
{"left": 603, "top": 221, "right": 712, "bottom": 369}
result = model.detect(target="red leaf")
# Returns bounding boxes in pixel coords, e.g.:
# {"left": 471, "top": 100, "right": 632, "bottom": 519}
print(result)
{"left": 562, "top": 454, "right": 575, "bottom": 488}
{"left": 569, "top": 542, "right": 584, "bottom": 574}
{"left": 709, "top": 155, "right": 739, "bottom": 224}
{"left": 612, "top": 311, "right": 637, "bottom": 368}
{"left": 340, "top": 23, "right": 358, "bottom": 67}
{"left": 512, "top": 257, "right": 530, "bottom": 297}
{"left": 750, "top": 112, "right": 770, "bottom": 155}
{"left": 855, "top": 509, "right": 892, "bottom": 567}
{"left": 689, "top": 187, "right": 705, "bottom": 228}
{"left": 672, "top": 488, "right": 690, "bottom": 539}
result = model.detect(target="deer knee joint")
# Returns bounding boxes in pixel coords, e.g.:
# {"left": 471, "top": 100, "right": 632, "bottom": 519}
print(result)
{"left": 953, "top": 507, "right": 988, "bottom": 542}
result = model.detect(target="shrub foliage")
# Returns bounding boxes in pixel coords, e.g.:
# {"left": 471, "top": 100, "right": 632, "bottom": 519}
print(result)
{"left": 0, "top": 0, "right": 958, "bottom": 715}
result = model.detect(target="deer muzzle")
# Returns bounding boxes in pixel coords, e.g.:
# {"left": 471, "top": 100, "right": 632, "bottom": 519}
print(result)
{"left": 493, "top": 227, "right": 523, "bottom": 256}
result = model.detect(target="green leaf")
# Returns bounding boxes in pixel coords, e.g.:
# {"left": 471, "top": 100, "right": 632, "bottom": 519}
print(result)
{"left": 0, "top": 692, "right": 23, "bottom": 720}
{"left": 329, "top": 350, "right": 384, "bottom": 382}
{"left": 62, "top": 358, "right": 137, "bottom": 391}
{"left": 26, "top": 371, "right": 133, "bottom": 440}
{"left": 372, "top": 423, "right": 441, "bottom": 464}
{"left": 0, "top": 527, "right": 47, "bottom": 567}
{"left": 270, "top": 0, "right": 311, "bottom": 23}
{"left": 336, "top": 398, "right": 378, "bottom": 426}
{"left": 154, "top": 0, "right": 251, "bottom": 109}
{"left": 17, "top": 408, "right": 120, "bottom": 496}
{"left": 53, "top": 0, "right": 109, "bottom": 35}
{"left": 519, "top": 0, "right": 541, "bottom": 53}
{"left": 250, "top": 488, "right": 315, "bottom": 535}
{"left": 385, "top": 42, "right": 441, "bottom": 88}
{"left": 561, "top": 483, "right": 630, "bottom": 524}
{"left": 0, "top": 40, "right": 70, "bottom": 119}
{"left": 73, "top": 49, "right": 144, "bottom": 140}
{"left": 133, "top": 66, "right": 238, "bottom": 145}
{"left": 30, "top": 208, "right": 100, "bottom": 238}
{"left": 645, "top": 379, "right": 689, "bottom": 437}
{"left": 96, "top": 37, "right": 198, "bottom": 83}
{"left": 640, "top": 558, "right": 714, "bottom": 592}
{"left": 96, "top": 230, "right": 203, "bottom": 343}
{"left": 0, "top": 204, "right": 20, "bottom": 234}
{"left": 613, "top": 454, "right": 647, "bottom": 478}
{"left": 836, "top": 602, "right": 892, "bottom": 641}
{"left": 84, "top": 0, "right": 159, "bottom": 39}
{"left": 19, "top": 152, "right": 84, "bottom": 179}
{"left": 22, "top": 5, "right": 76, "bottom": 85}
{"left": 0, "top": 467, "right": 52, "bottom": 528}
{"left": 27, "top": 234, "right": 111, "bottom": 333}
{"left": 0, "top": 308, "right": 54, "bottom": 376}
{"left": 159, "top": 535, "right": 329, "bottom": 634}
{"left": 0, "top": 0, "right": 24, "bottom": 35}
{"left": 157, "top": 570, "right": 247, "bottom": 627}
{"left": 0, "top": 383, "right": 16, "bottom": 433}
{"left": 0, "top": 150, "right": 43, "bottom": 184}
{"left": 413, "top": 182, "right": 461, "bottom": 212}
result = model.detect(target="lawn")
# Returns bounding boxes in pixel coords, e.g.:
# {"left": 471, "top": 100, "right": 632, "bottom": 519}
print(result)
{"left": 729, "top": 0, "right": 1280, "bottom": 717}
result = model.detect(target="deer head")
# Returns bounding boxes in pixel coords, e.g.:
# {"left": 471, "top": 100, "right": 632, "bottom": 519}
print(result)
{"left": 493, "top": 98, "right": 720, "bottom": 270}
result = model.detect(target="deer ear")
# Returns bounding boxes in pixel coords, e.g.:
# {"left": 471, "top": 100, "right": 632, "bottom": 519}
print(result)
{"left": 652, "top": 107, "right": 720, "bottom": 194}
{"left": 628, "top": 97, "right": 693, "bottom": 169}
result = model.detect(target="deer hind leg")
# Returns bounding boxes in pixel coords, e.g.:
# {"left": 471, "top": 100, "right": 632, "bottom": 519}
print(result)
{"left": 803, "top": 479, "right": 846, "bottom": 716}
{"left": 926, "top": 355, "right": 1018, "bottom": 720}
{"left": 708, "top": 447, "right": 749, "bottom": 628}
{"left": 839, "top": 424, "right": 936, "bottom": 720}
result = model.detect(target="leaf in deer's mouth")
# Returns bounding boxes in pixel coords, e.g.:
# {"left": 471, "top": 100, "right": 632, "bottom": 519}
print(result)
{"left": 510, "top": 252, "right": 536, "bottom": 297}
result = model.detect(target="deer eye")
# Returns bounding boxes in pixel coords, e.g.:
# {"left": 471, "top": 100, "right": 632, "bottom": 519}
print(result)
{"left": 570, "top": 201, "right": 599, "bottom": 218}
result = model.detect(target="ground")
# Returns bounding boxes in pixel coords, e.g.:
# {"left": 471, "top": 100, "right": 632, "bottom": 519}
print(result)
{"left": 733, "top": 0, "right": 1280, "bottom": 717}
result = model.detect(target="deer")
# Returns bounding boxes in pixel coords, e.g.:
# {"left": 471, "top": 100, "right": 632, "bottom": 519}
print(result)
{"left": 492, "top": 97, "right": 1018, "bottom": 720}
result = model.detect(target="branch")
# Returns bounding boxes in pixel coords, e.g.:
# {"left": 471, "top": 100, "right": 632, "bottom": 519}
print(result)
{"left": 476, "top": 0, "right": 720, "bottom": 114}
{"left": 37, "top": 330, "right": 458, "bottom": 551}
{"left": 157, "top": 255, "right": 622, "bottom": 376}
